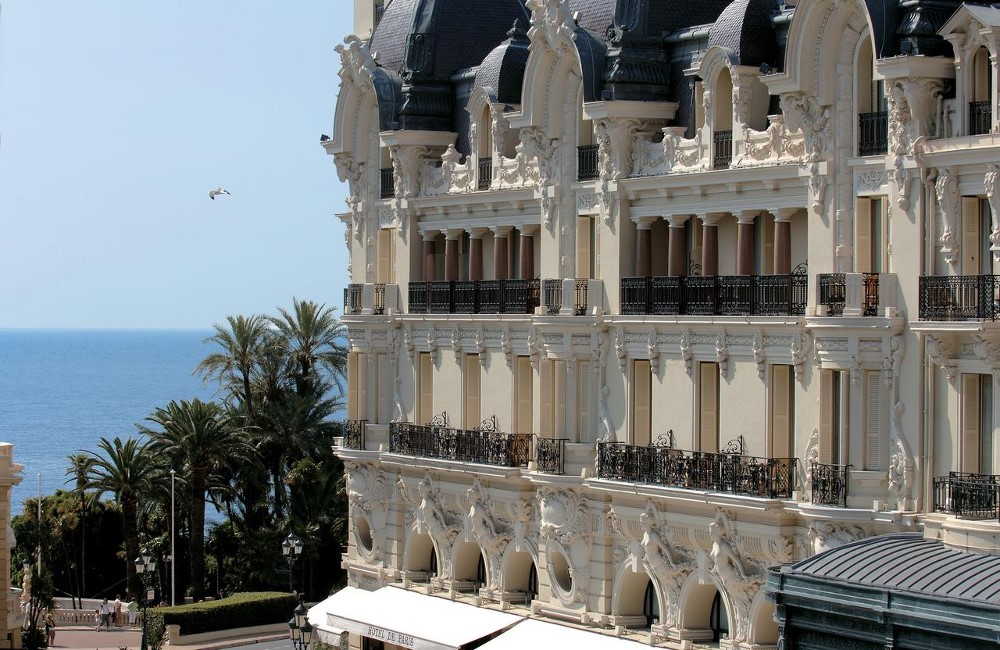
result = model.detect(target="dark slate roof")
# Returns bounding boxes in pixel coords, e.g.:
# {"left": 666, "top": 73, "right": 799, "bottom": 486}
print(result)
{"left": 569, "top": 0, "right": 616, "bottom": 40}
{"left": 707, "top": 0, "right": 780, "bottom": 66}
{"left": 474, "top": 21, "right": 531, "bottom": 105}
{"left": 645, "top": 1, "right": 735, "bottom": 36}
{"left": 370, "top": 0, "right": 418, "bottom": 73}
{"left": 787, "top": 534, "right": 1000, "bottom": 605}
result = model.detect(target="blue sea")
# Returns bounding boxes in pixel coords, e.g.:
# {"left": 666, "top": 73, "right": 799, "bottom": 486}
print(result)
{"left": 0, "top": 329, "right": 218, "bottom": 514}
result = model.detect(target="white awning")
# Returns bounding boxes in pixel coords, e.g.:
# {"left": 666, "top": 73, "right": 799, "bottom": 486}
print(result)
{"left": 325, "top": 586, "right": 523, "bottom": 650}
{"left": 307, "top": 591, "right": 347, "bottom": 645}
{"left": 478, "top": 618, "right": 650, "bottom": 650}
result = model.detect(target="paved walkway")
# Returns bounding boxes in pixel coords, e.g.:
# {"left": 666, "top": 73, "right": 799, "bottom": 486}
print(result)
{"left": 53, "top": 625, "right": 287, "bottom": 650}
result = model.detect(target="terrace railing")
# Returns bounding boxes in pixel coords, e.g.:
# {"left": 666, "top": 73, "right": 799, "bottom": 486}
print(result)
{"left": 478, "top": 158, "right": 493, "bottom": 191}
{"left": 970, "top": 101, "right": 992, "bottom": 136}
{"left": 620, "top": 275, "right": 806, "bottom": 317}
{"left": 388, "top": 422, "right": 565, "bottom": 474}
{"left": 380, "top": 167, "right": 395, "bottom": 199}
{"left": 811, "top": 462, "right": 850, "bottom": 507}
{"left": 345, "top": 284, "right": 364, "bottom": 315}
{"left": 536, "top": 438, "right": 567, "bottom": 475}
{"left": 596, "top": 441, "right": 796, "bottom": 499}
{"left": 933, "top": 472, "right": 999, "bottom": 520}
{"left": 713, "top": 129, "right": 733, "bottom": 169}
{"left": 858, "top": 111, "right": 888, "bottom": 156}
{"left": 919, "top": 275, "right": 1000, "bottom": 321}
{"left": 408, "top": 280, "right": 538, "bottom": 315}
{"left": 344, "top": 420, "right": 368, "bottom": 451}
{"left": 577, "top": 144, "right": 600, "bottom": 181}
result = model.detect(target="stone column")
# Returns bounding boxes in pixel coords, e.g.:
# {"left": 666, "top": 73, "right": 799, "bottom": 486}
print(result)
{"left": 519, "top": 225, "right": 538, "bottom": 279}
{"left": 774, "top": 208, "right": 796, "bottom": 275}
{"left": 493, "top": 226, "right": 511, "bottom": 281}
{"left": 737, "top": 210, "right": 757, "bottom": 276}
{"left": 700, "top": 212, "right": 725, "bottom": 277}
{"left": 667, "top": 215, "right": 689, "bottom": 278}
{"left": 468, "top": 228, "right": 486, "bottom": 282}
{"left": 635, "top": 217, "right": 656, "bottom": 278}
{"left": 445, "top": 230, "right": 462, "bottom": 282}
{"left": 422, "top": 231, "right": 438, "bottom": 282}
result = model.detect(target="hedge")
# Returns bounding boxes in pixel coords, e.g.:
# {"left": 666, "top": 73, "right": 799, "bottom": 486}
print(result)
{"left": 144, "top": 592, "right": 298, "bottom": 648}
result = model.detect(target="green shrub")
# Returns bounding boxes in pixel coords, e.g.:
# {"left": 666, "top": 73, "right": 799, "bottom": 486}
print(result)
{"left": 143, "top": 592, "right": 298, "bottom": 644}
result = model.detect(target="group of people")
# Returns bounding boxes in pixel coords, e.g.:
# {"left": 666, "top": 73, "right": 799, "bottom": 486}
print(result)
{"left": 94, "top": 595, "right": 139, "bottom": 631}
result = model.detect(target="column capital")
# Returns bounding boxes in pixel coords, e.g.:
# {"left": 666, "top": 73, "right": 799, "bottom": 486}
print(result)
{"left": 421, "top": 230, "right": 440, "bottom": 241}
{"left": 775, "top": 207, "right": 800, "bottom": 222}
{"left": 445, "top": 228, "right": 465, "bottom": 240}
{"left": 635, "top": 216, "right": 658, "bottom": 230}
{"left": 492, "top": 225, "right": 513, "bottom": 237}
{"left": 469, "top": 227, "right": 489, "bottom": 239}
{"left": 698, "top": 212, "right": 728, "bottom": 226}
{"left": 666, "top": 214, "right": 690, "bottom": 228}
{"left": 520, "top": 224, "right": 540, "bottom": 237}
{"left": 738, "top": 210, "right": 759, "bottom": 224}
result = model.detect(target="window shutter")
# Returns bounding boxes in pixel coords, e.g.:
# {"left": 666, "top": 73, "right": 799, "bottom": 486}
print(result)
{"left": 864, "top": 370, "right": 882, "bottom": 471}
{"left": 633, "top": 360, "right": 652, "bottom": 446}
{"left": 347, "top": 352, "right": 360, "bottom": 420}
{"left": 760, "top": 213, "right": 775, "bottom": 275}
{"left": 855, "top": 198, "right": 873, "bottom": 273}
{"left": 819, "top": 369, "right": 835, "bottom": 465}
{"left": 578, "top": 361, "right": 592, "bottom": 442}
{"left": 975, "top": 50, "right": 991, "bottom": 102}
{"left": 378, "top": 229, "right": 394, "bottom": 284}
{"left": 554, "top": 360, "right": 567, "bottom": 439}
{"left": 771, "top": 365, "right": 792, "bottom": 458}
{"left": 962, "top": 374, "right": 982, "bottom": 473}
{"left": 357, "top": 353, "right": 368, "bottom": 420}
{"left": 540, "top": 359, "right": 554, "bottom": 438}
{"left": 700, "top": 362, "right": 719, "bottom": 452}
{"left": 464, "top": 354, "right": 481, "bottom": 429}
{"left": 577, "top": 216, "right": 593, "bottom": 279}
{"left": 377, "top": 354, "right": 390, "bottom": 425}
{"left": 516, "top": 356, "right": 533, "bottom": 434}
{"left": 963, "top": 197, "right": 982, "bottom": 275}
{"left": 419, "top": 352, "right": 433, "bottom": 424}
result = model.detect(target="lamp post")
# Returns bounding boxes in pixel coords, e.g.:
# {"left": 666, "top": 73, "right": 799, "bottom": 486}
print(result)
{"left": 281, "top": 533, "right": 303, "bottom": 595}
{"left": 134, "top": 549, "right": 157, "bottom": 650}
{"left": 288, "top": 599, "right": 313, "bottom": 650}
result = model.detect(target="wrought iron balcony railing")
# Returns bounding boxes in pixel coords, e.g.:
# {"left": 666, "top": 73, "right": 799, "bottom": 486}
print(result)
{"left": 919, "top": 275, "right": 1000, "bottom": 321}
{"left": 620, "top": 274, "right": 806, "bottom": 317}
{"left": 970, "top": 101, "right": 992, "bottom": 136}
{"left": 380, "top": 167, "right": 395, "bottom": 199}
{"left": 596, "top": 441, "right": 797, "bottom": 499}
{"left": 713, "top": 129, "right": 733, "bottom": 170}
{"left": 478, "top": 159, "right": 493, "bottom": 191}
{"left": 816, "top": 273, "right": 880, "bottom": 316}
{"left": 344, "top": 419, "right": 368, "bottom": 450}
{"left": 858, "top": 111, "right": 888, "bottom": 156}
{"left": 811, "top": 462, "right": 849, "bottom": 507}
{"left": 542, "top": 279, "right": 590, "bottom": 315}
{"left": 933, "top": 472, "right": 999, "bottom": 520}
{"left": 388, "top": 422, "right": 565, "bottom": 474}
{"left": 408, "top": 280, "right": 539, "bottom": 315}
{"left": 345, "top": 284, "right": 364, "bottom": 315}
{"left": 577, "top": 144, "right": 599, "bottom": 181}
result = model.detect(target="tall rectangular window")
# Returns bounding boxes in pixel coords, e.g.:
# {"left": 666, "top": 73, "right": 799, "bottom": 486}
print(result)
{"left": 515, "top": 356, "right": 533, "bottom": 434}
{"left": 378, "top": 229, "right": 395, "bottom": 284}
{"left": 855, "top": 197, "right": 888, "bottom": 273}
{"left": 864, "top": 370, "right": 883, "bottom": 470}
{"left": 819, "top": 369, "right": 846, "bottom": 465}
{"left": 377, "top": 353, "right": 390, "bottom": 424}
{"left": 577, "top": 216, "right": 595, "bottom": 279}
{"left": 540, "top": 358, "right": 565, "bottom": 438}
{"left": 347, "top": 352, "right": 361, "bottom": 420}
{"left": 419, "top": 352, "right": 434, "bottom": 424}
{"left": 962, "top": 373, "right": 995, "bottom": 474}
{"left": 962, "top": 197, "right": 991, "bottom": 276}
{"left": 632, "top": 360, "right": 652, "bottom": 446}
{"left": 770, "top": 365, "right": 794, "bottom": 458}
{"left": 578, "top": 360, "right": 592, "bottom": 442}
{"left": 699, "top": 362, "right": 719, "bottom": 452}
{"left": 464, "top": 354, "right": 481, "bottom": 429}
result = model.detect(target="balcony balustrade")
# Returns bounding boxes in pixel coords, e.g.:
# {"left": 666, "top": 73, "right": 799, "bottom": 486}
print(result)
{"left": 345, "top": 284, "right": 364, "bottom": 315}
{"left": 408, "top": 280, "right": 539, "bottom": 315}
{"left": 577, "top": 144, "right": 600, "bottom": 181}
{"left": 344, "top": 419, "right": 368, "bottom": 451}
{"left": 970, "top": 101, "right": 992, "bottom": 136}
{"left": 380, "top": 167, "right": 395, "bottom": 199}
{"left": 542, "top": 278, "right": 591, "bottom": 315}
{"left": 712, "top": 129, "right": 733, "bottom": 170}
{"left": 919, "top": 275, "right": 1000, "bottom": 321}
{"left": 811, "top": 462, "right": 850, "bottom": 507}
{"left": 934, "top": 472, "right": 1000, "bottom": 520}
{"left": 620, "top": 275, "right": 806, "bottom": 317}
{"left": 388, "top": 421, "right": 564, "bottom": 473}
{"left": 858, "top": 111, "right": 888, "bottom": 156}
{"left": 478, "top": 159, "right": 493, "bottom": 191}
{"left": 817, "top": 273, "right": 880, "bottom": 316}
{"left": 344, "top": 283, "right": 393, "bottom": 316}
{"left": 596, "top": 441, "right": 797, "bottom": 499}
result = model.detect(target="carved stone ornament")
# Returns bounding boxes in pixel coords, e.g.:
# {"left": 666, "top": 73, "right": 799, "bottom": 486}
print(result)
{"left": 451, "top": 326, "right": 462, "bottom": 364}
{"left": 804, "top": 427, "right": 820, "bottom": 502}
{"left": 752, "top": 332, "right": 766, "bottom": 379}
{"left": 927, "top": 335, "right": 957, "bottom": 382}
{"left": 638, "top": 504, "right": 694, "bottom": 629}
{"left": 538, "top": 487, "right": 592, "bottom": 605}
{"left": 399, "top": 474, "right": 460, "bottom": 577}
{"left": 475, "top": 326, "right": 488, "bottom": 366}
{"left": 887, "top": 401, "right": 915, "bottom": 511}
{"left": 986, "top": 164, "right": 1000, "bottom": 260}
{"left": 465, "top": 479, "right": 509, "bottom": 592}
{"left": 527, "top": 327, "right": 541, "bottom": 369}
{"left": 500, "top": 328, "right": 513, "bottom": 368}
{"left": 345, "top": 463, "right": 388, "bottom": 563}
{"left": 715, "top": 332, "right": 729, "bottom": 378}
{"left": 708, "top": 511, "right": 761, "bottom": 645}
{"left": 426, "top": 325, "right": 439, "bottom": 365}
{"left": 519, "top": 127, "right": 560, "bottom": 232}
{"left": 390, "top": 144, "right": 431, "bottom": 199}
{"left": 525, "top": 0, "right": 577, "bottom": 55}
{"left": 403, "top": 324, "right": 415, "bottom": 362}
{"left": 887, "top": 83, "right": 911, "bottom": 210}
{"left": 791, "top": 332, "right": 810, "bottom": 382}
{"left": 614, "top": 327, "right": 627, "bottom": 373}
{"left": 680, "top": 328, "right": 693, "bottom": 376}
{"left": 647, "top": 330, "right": 660, "bottom": 375}
{"left": 936, "top": 168, "right": 959, "bottom": 264}
{"left": 808, "top": 520, "right": 868, "bottom": 555}
{"left": 779, "top": 93, "right": 831, "bottom": 214}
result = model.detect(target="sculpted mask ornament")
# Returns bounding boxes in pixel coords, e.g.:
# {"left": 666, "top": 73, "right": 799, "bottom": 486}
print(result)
{"left": 538, "top": 488, "right": 591, "bottom": 605}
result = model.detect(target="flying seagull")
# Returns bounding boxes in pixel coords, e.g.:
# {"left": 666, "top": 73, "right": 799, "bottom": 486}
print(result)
{"left": 208, "top": 187, "right": 231, "bottom": 200}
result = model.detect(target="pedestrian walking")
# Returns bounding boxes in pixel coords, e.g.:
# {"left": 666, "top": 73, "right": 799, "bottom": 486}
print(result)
{"left": 113, "top": 595, "right": 122, "bottom": 626}
{"left": 44, "top": 612, "right": 55, "bottom": 647}
{"left": 126, "top": 598, "right": 139, "bottom": 627}
{"left": 96, "top": 598, "right": 112, "bottom": 631}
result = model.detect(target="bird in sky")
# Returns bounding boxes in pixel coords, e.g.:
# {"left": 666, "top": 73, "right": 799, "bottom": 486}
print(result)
{"left": 208, "top": 187, "right": 231, "bottom": 200}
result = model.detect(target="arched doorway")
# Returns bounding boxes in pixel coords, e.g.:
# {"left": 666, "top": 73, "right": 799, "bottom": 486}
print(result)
{"left": 453, "top": 540, "right": 486, "bottom": 590}
{"left": 404, "top": 532, "right": 437, "bottom": 581}
{"left": 679, "top": 581, "right": 729, "bottom": 642}
{"left": 615, "top": 570, "right": 659, "bottom": 629}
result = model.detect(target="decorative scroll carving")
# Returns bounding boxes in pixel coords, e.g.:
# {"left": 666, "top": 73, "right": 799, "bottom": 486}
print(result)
{"left": 538, "top": 488, "right": 592, "bottom": 605}
{"left": 525, "top": 0, "right": 577, "bottom": 55}
{"left": 708, "top": 511, "right": 761, "bottom": 646}
{"left": 752, "top": 332, "right": 766, "bottom": 379}
{"left": 389, "top": 144, "right": 431, "bottom": 199}
{"left": 500, "top": 328, "right": 513, "bottom": 368}
{"left": 986, "top": 164, "right": 1000, "bottom": 261}
{"left": 680, "top": 329, "right": 693, "bottom": 376}
{"left": 346, "top": 463, "right": 388, "bottom": 563}
{"left": 715, "top": 332, "right": 729, "bottom": 378}
{"left": 808, "top": 521, "right": 868, "bottom": 555}
{"left": 647, "top": 330, "right": 660, "bottom": 375}
{"left": 403, "top": 324, "right": 415, "bottom": 362}
{"left": 780, "top": 93, "right": 831, "bottom": 214}
{"left": 640, "top": 505, "right": 694, "bottom": 629}
{"left": 614, "top": 327, "right": 627, "bottom": 373}
{"left": 527, "top": 327, "right": 541, "bottom": 369}
{"left": 475, "top": 326, "right": 487, "bottom": 366}
{"left": 887, "top": 401, "right": 914, "bottom": 511}
{"left": 936, "top": 168, "right": 959, "bottom": 264}
{"left": 520, "top": 127, "right": 560, "bottom": 232}
{"left": 927, "top": 335, "right": 957, "bottom": 382}
{"left": 420, "top": 145, "right": 474, "bottom": 196}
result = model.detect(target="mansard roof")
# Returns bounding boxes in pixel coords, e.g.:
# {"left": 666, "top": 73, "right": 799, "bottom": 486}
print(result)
{"left": 707, "top": 0, "right": 781, "bottom": 67}
{"left": 474, "top": 21, "right": 531, "bottom": 105}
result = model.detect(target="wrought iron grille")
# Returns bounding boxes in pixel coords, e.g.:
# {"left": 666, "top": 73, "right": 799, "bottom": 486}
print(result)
{"left": 574, "top": 279, "right": 589, "bottom": 315}
{"left": 478, "top": 158, "right": 493, "bottom": 191}
{"left": 862, "top": 273, "right": 879, "bottom": 316}
{"left": 543, "top": 279, "right": 563, "bottom": 315}
{"left": 933, "top": 472, "right": 1000, "bottom": 520}
{"left": 596, "top": 442, "right": 796, "bottom": 498}
{"left": 713, "top": 130, "right": 733, "bottom": 169}
{"left": 818, "top": 273, "right": 846, "bottom": 316}
{"left": 408, "top": 282, "right": 429, "bottom": 314}
{"left": 344, "top": 419, "right": 367, "bottom": 450}
{"left": 380, "top": 167, "right": 395, "bottom": 198}
{"left": 858, "top": 111, "right": 888, "bottom": 156}
{"left": 717, "top": 276, "right": 752, "bottom": 315}
{"left": 650, "top": 276, "right": 683, "bottom": 315}
{"left": 620, "top": 275, "right": 804, "bottom": 316}
{"left": 429, "top": 281, "right": 454, "bottom": 314}
{"left": 811, "top": 462, "right": 850, "bottom": 507}
{"left": 535, "top": 438, "right": 567, "bottom": 475}
{"left": 345, "top": 284, "right": 364, "bottom": 315}
{"left": 372, "top": 283, "right": 386, "bottom": 315}
{"left": 919, "top": 275, "right": 1000, "bottom": 321}
{"left": 577, "top": 144, "right": 600, "bottom": 181}
{"left": 478, "top": 280, "right": 502, "bottom": 314}
{"left": 453, "top": 281, "right": 477, "bottom": 314}
{"left": 388, "top": 422, "right": 533, "bottom": 468}
{"left": 685, "top": 276, "right": 718, "bottom": 315}
{"left": 621, "top": 277, "right": 652, "bottom": 315}
{"left": 970, "top": 101, "right": 992, "bottom": 136}
{"left": 502, "top": 279, "right": 540, "bottom": 314}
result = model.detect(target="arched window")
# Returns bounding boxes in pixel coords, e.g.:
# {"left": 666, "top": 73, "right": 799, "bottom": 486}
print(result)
{"left": 527, "top": 563, "right": 538, "bottom": 602}
{"left": 577, "top": 101, "right": 598, "bottom": 181}
{"left": 476, "top": 553, "right": 487, "bottom": 588}
{"left": 429, "top": 547, "right": 438, "bottom": 577}
{"left": 971, "top": 47, "right": 993, "bottom": 135}
{"left": 856, "top": 37, "right": 887, "bottom": 156}
{"left": 713, "top": 69, "right": 734, "bottom": 169}
{"left": 710, "top": 592, "right": 729, "bottom": 641}
{"left": 643, "top": 581, "right": 659, "bottom": 628}
{"left": 477, "top": 108, "right": 493, "bottom": 190}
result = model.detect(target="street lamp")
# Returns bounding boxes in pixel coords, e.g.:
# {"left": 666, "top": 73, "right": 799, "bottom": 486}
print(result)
{"left": 134, "top": 549, "right": 157, "bottom": 650}
{"left": 281, "top": 533, "right": 303, "bottom": 594}
{"left": 288, "top": 599, "right": 313, "bottom": 650}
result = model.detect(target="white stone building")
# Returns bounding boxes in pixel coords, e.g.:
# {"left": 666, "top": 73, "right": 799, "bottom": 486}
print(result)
{"left": 322, "top": 1, "right": 1000, "bottom": 648}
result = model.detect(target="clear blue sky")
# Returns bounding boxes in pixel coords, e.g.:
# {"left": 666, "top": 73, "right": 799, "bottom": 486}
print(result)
{"left": 0, "top": 2, "right": 353, "bottom": 328}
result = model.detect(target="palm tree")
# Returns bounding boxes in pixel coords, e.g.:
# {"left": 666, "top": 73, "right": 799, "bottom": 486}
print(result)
{"left": 141, "top": 398, "right": 255, "bottom": 601}
{"left": 269, "top": 298, "right": 347, "bottom": 395}
{"left": 195, "top": 314, "right": 273, "bottom": 412}
{"left": 83, "top": 437, "right": 159, "bottom": 600}
{"left": 65, "top": 453, "right": 94, "bottom": 606}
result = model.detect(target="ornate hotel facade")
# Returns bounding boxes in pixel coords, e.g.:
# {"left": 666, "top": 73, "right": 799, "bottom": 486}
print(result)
{"left": 324, "top": 0, "right": 1000, "bottom": 648}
